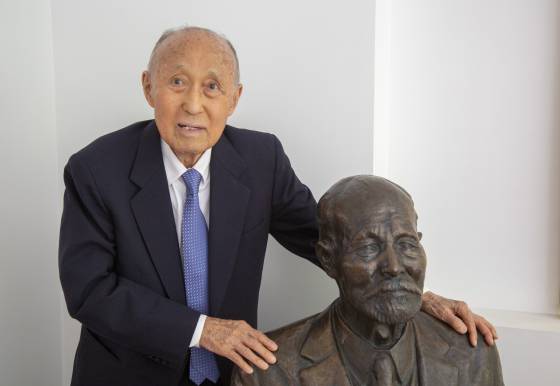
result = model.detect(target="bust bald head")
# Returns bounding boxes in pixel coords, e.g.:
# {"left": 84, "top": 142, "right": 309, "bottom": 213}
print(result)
{"left": 316, "top": 176, "right": 417, "bottom": 260}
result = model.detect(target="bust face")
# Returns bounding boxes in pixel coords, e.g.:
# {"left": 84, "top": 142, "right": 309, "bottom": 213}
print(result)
{"left": 327, "top": 178, "right": 427, "bottom": 325}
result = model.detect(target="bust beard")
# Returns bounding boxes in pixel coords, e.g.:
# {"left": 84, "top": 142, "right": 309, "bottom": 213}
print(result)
{"left": 364, "top": 291, "right": 423, "bottom": 325}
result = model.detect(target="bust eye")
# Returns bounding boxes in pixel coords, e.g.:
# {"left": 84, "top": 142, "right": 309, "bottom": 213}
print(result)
{"left": 355, "top": 243, "right": 380, "bottom": 258}
{"left": 397, "top": 239, "right": 418, "bottom": 251}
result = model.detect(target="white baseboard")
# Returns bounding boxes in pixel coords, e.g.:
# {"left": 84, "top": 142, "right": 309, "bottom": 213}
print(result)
{"left": 474, "top": 308, "right": 560, "bottom": 333}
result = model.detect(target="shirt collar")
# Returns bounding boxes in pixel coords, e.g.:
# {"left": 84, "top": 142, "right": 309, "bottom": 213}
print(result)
{"left": 332, "top": 301, "right": 416, "bottom": 385}
{"left": 161, "top": 139, "right": 212, "bottom": 187}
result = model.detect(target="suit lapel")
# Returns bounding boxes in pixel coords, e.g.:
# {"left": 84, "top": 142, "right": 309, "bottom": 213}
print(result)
{"left": 299, "top": 307, "right": 352, "bottom": 386}
{"left": 130, "top": 122, "right": 186, "bottom": 304}
{"left": 207, "top": 131, "right": 250, "bottom": 315}
{"left": 129, "top": 124, "right": 252, "bottom": 315}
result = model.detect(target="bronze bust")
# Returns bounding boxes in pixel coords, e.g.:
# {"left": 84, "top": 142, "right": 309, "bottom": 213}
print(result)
{"left": 231, "top": 175, "right": 504, "bottom": 386}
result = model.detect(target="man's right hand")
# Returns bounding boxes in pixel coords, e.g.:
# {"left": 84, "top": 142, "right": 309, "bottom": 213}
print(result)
{"left": 199, "top": 317, "right": 278, "bottom": 374}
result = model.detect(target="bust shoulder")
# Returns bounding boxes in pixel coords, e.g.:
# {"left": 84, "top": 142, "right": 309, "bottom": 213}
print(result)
{"left": 412, "top": 311, "right": 504, "bottom": 385}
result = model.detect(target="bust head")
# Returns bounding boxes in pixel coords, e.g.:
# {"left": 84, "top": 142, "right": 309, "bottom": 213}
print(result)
{"left": 316, "top": 175, "right": 427, "bottom": 328}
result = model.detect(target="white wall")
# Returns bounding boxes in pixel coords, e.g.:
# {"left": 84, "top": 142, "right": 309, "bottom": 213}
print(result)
{"left": 374, "top": 1, "right": 560, "bottom": 385}
{"left": 0, "top": 1, "right": 62, "bottom": 386}
{"left": 50, "top": 0, "right": 374, "bottom": 383}
{"left": 374, "top": 0, "right": 560, "bottom": 315}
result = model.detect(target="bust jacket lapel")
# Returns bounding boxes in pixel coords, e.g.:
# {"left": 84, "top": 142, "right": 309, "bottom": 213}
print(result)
{"left": 413, "top": 313, "right": 461, "bottom": 386}
{"left": 299, "top": 307, "right": 352, "bottom": 386}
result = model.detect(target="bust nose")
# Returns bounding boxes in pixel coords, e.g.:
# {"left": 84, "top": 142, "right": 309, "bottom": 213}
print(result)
{"left": 380, "top": 245, "right": 404, "bottom": 277}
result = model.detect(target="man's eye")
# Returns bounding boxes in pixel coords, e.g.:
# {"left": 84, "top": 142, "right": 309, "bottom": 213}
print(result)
{"left": 171, "top": 78, "right": 184, "bottom": 86}
{"left": 207, "top": 82, "right": 219, "bottom": 91}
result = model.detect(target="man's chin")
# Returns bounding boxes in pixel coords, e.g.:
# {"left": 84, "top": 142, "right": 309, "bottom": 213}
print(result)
{"left": 168, "top": 139, "right": 210, "bottom": 160}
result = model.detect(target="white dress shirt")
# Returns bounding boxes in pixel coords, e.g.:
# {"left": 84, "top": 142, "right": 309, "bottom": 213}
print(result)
{"left": 161, "top": 139, "right": 210, "bottom": 348}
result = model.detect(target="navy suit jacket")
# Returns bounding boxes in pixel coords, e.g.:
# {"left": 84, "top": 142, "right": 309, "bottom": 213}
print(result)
{"left": 59, "top": 120, "right": 320, "bottom": 385}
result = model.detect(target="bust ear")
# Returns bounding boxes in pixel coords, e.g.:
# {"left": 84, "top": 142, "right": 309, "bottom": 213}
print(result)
{"left": 417, "top": 231, "right": 423, "bottom": 241}
{"left": 315, "top": 239, "right": 337, "bottom": 279}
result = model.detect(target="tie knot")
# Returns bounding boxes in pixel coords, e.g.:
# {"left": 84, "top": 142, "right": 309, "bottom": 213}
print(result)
{"left": 182, "top": 169, "right": 202, "bottom": 195}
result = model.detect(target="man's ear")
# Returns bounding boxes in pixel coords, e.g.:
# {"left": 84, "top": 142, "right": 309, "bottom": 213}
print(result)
{"left": 141, "top": 71, "right": 155, "bottom": 107}
{"left": 316, "top": 239, "right": 337, "bottom": 279}
{"left": 228, "top": 83, "right": 243, "bottom": 115}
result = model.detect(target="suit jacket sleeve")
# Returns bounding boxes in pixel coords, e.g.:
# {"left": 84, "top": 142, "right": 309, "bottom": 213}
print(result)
{"left": 268, "top": 134, "right": 321, "bottom": 268}
{"left": 58, "top": 154, "right": 199, "bottom": 366}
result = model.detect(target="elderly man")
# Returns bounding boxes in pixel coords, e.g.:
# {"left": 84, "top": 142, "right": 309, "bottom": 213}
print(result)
{"left": 231, "top": 175, "right": 504, "bottom": 386}
{"left": 59, "top": 26, "right": 496, "bottom": 386}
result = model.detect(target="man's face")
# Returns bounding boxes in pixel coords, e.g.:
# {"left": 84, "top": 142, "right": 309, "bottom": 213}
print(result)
{"left": 334, "top": 192, "right": 426, "bottom": 324}
{"left": 142, "top": 31, "right": 242, "bottom": 163}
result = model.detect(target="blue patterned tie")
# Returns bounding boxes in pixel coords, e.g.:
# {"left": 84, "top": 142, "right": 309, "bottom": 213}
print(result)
{"left": 181, "top": 169, "right": 220, "bottom": 385}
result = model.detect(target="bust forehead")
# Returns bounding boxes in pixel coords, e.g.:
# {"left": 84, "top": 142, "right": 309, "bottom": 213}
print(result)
{"left": 319, "top": 175, "right": 418, "bottom": 241}
{"left": 340, "top": 199, "right": 417, "bottom": 240}
{"left": 330, "top": 176, "right": 415, "bottom": 218}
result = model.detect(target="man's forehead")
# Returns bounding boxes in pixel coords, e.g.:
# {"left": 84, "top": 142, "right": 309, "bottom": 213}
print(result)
{"left": 167, "top": 30, "right": 227, "bottom": 50}
{"left": 153, "top": 29, "right": 235, "bottom": 72}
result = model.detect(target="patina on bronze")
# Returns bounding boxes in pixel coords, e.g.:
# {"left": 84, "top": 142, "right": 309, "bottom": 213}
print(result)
{"left": 231, "top": 175, "right": 504, "bottom": 386}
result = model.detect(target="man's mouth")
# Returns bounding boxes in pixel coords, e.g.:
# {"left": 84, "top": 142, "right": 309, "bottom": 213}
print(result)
{"left": 177, "top": 123, "right": 206, "bottom": 131}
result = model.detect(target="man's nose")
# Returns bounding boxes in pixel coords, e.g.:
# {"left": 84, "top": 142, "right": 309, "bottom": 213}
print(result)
{"left": 182, "top": 87, "right": 203, "bottom": 115}
{"left": 380, "top": 246, "right": 404, "bottom": 277}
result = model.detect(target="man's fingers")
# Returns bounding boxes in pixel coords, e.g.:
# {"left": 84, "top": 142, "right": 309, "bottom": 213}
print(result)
{"left": 482, "top": 328, "right": 495, "bottom": 346}
{"left": 466, "top": 317, "right": 478, "bottom": 347}
{"left": 256, "top": 331, "right": 278, "bottom": 352}
{"left": 245, "top": 336, "right": 277, "bottom": 364}
{"left": 475, "top": 315, "right": 496, "bottom": 346}
{"left": 236, "top": 345, "right": 270, "bottom": 371}
{"left": 454, "top": 302, "right": 477, "bottom": 347}
{"left": 200, "top": 317, "right": 279, "bottom": 372}
{"left": 230, "top": 351, "right": 253, "bottom": 374}
{"left": 421, "top": 292, "right": 500, "bottom": 347}
{"left": 443, "top": 310, "right": 468, "bottom": 335}
{"left": 489, "top": 320, "right": 499, "bottom": 339}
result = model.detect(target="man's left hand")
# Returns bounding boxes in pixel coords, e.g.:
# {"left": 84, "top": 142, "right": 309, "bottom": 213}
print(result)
{"left": 421, "top": 291, "right": 498, "bottom": 347}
